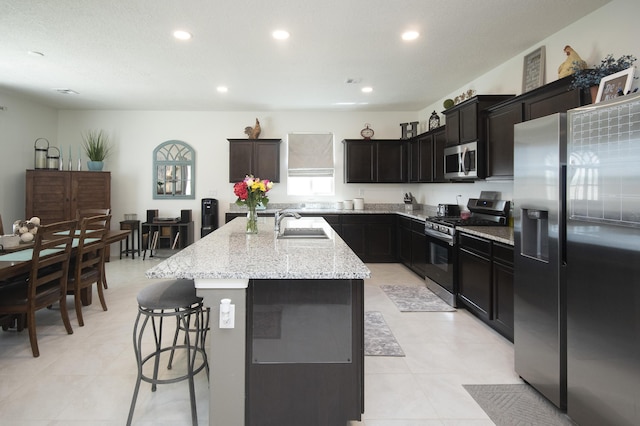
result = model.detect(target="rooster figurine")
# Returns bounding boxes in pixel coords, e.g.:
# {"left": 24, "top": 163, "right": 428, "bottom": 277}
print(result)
{"left": 558, "top": 45, "right": 587, "bottom": 79}
{"left": 244, "top": 118, "right": 262, "bottom": 139}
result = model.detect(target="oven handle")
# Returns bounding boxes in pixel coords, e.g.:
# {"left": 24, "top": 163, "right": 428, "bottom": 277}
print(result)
{"left": 424, "top": 228, "right": 454, "bottom": 246}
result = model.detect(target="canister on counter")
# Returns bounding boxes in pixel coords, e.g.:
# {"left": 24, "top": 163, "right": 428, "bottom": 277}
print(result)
{"left": 353, "top": 198, "right": 364, "bottom": 210}
{"left": 343, "top": 200, "right": 354, "bottom": 210}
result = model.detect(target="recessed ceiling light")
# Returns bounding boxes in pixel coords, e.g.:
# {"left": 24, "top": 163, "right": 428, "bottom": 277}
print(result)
{"left": 27, "top": 51, "right": 44, "bottom": 57}
{"left": 173, "top": 30, "right": 192, "bottom": 40}
{"left": 361, "top": 87, "right": 373, "bottom": 93}
{"left": 402, "top": 31, "right": 419, "bottom": 41}
{"left": 272, "top": 30, "right": 290, "bottom": 40}
{"left": 53, "top": 88, "right": 79, "bottom": 95}
{"left": 216, "top": 86, "right": 228, "bottom": 93}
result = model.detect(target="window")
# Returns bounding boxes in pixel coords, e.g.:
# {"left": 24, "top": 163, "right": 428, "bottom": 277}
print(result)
{"left": 287, "top": 133, "right": 334, "bottom": 196}
{"left": 153, "top": 140, "right": 195, "bottom": 199}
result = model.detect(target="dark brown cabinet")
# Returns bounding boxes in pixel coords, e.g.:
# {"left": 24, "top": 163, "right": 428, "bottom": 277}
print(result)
{"left": 228, "top": 138, "right": 281, "bottom": 182}
{"left": 444, "top": 95, "right": 514, "bottom": 147}
{"left": 26, "top": 170, "right": 111, "bottom": 225}
{"left": 397, "top": 216, "right": 427, "bottom": 277}
{"left": 486, "top": 102, "right": 523, "bottom": 179}
{"left": 484, "top": 76, "right": 588, "bottom": 179}
{"left": 408, "top": 127, "right": 446, "bottom": 183}
{"left": 458, "top": 232, "right": 514, "bottom": 341}
{"left": 343, "top": 139, "right": 407, "bottom": 183}
{"left": 339, "top": 214, "right": 397, "bottom": 263}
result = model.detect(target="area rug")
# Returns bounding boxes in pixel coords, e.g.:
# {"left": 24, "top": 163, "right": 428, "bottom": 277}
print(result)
{"left": 381, "top": 285, "right": 455, "bottom": 312}
{"left": 364, "top": 311, "right": 405, "bottom": 357}
{"left": 463, "top": 384, "right": 576, "bottom": 426}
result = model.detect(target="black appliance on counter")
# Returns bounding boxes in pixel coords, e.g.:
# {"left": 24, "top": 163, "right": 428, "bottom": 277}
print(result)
{"left": 424, "top": 193, "right": 509, "bottom": 307}
{"left": 201, "top": 198, "right": 218, "bottom": 238}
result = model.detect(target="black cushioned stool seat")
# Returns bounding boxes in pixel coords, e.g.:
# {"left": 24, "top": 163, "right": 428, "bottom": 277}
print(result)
{"left": 127, "top": 279, "right": 209, "bottom": 426}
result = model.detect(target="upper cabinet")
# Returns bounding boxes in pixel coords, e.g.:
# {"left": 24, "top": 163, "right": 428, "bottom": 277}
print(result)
{"left": 408, "top": 127, "right": 447, "bottom": 183}
{"left": 444, "top": 95, "right": 515, "bottom": 147}
{"left": 228, "top": 139, "right": 281, "bottom": 182}
{"left": 343, "top": 139, "right": 407, "bottom": 183}
{"left": 485, "top": 76, "right": 589, "bottom": 179}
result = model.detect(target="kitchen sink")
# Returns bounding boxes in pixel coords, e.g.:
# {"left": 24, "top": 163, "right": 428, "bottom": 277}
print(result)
{"left": 277, "top": 227, "right": 328, "bottom": 239}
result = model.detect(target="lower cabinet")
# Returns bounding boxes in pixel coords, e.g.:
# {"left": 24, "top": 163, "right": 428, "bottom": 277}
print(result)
{"left": 458, "top": 232, "right": 514, "bottom": 341}
{"left": 341, "top": 214, "right": 396, "bottom": 263}
{"left": 397, "top": 216, "right": 426, "bottom": 277}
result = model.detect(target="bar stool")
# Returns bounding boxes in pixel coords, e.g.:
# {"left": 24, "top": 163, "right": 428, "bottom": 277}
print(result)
{"left": 127, "top": 279, "right": 209, "bottom": 426}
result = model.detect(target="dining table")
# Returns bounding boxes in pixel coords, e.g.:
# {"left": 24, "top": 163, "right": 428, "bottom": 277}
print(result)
{"left": 0, "top": 230, "right": 131, "bottom": 304}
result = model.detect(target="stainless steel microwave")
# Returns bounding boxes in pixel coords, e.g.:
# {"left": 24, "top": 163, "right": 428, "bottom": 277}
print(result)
{"left": 444, "top": 141, "right": 483, "bottom": 180}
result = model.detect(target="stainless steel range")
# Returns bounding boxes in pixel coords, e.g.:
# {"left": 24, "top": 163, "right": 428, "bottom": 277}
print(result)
{"left": 424, "top": 195, "right": 510, "bottom": 307}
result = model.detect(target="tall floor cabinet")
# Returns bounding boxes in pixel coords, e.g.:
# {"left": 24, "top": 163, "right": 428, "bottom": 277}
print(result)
{"left": 25, "top": 170, "right": 111, "bottom": 224}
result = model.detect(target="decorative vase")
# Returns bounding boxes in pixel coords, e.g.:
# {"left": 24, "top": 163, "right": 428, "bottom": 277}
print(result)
{"left": 87, "top": 160, "right": 104, "bottom": 171}
{"left": 246, "top": 205, "right": 258, "bottom": 234}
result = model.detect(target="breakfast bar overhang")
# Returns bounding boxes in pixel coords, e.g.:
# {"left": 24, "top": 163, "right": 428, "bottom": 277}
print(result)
{"left": 146, "top": 216, "right": 371, "bottom": 426}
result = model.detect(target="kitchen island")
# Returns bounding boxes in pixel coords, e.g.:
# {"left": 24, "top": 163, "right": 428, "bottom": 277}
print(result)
{"left": 146, "top": 216, "right": 370, "bottom": 426}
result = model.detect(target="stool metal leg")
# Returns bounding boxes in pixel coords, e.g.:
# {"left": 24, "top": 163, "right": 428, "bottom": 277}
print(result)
{"left": 127, "top": 302, "right": 207, "bottom": 426}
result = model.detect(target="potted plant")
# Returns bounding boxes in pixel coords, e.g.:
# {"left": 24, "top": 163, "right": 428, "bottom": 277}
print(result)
{"left": 570, "top": 54, "right": 637, "bottom": 101}
{"left": 82, "top": 129, "right": 112, "bottom": 171}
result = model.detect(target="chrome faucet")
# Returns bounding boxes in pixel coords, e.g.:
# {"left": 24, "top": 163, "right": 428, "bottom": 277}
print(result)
{"left": 274, "top": 209, "right": 301, "bottom": 232}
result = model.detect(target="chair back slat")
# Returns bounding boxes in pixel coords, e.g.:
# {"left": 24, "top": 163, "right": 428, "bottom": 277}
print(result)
{"left": 77, "top": 209, "right": 111, "bottom": 229}
{"left": 74, "top": 215, "right": 109, "bottom": 277}
{"left": 28, "top": 220, "right": 77, "bottom": 298}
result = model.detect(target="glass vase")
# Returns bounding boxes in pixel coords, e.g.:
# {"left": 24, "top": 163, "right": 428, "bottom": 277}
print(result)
{"left": 246, "top": 205, "right": 258, "bottom": 234}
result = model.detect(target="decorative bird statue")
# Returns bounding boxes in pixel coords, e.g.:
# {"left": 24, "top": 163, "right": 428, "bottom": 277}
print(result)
{"left": 558, "top": 45, "right": 587, "bottom": 79}
{"left": 244, "top": 118, "right": 261, "bottom": 139}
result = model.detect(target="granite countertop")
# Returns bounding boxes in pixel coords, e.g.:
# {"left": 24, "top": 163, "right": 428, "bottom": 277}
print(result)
{"left": 455, "top": 226, "right": 514, "bottom": 246}
{"left": 146, "top": 216, "right": 371, "bottom": 280}
{"left": 228, "top": 203, "right": 514, "bottom": 245}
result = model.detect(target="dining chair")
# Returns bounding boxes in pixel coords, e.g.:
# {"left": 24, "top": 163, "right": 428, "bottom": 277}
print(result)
{"left": 67, "top": 215, "right": 110, "bottom": 326}
{"left": 77, "top": 208, "right": 111, "bottom": 289}
{"left": 0, "top": 213, "right": 4, "bottom": 235}
{"left": 0, "top": 219, "right": 78, "bottom": 357}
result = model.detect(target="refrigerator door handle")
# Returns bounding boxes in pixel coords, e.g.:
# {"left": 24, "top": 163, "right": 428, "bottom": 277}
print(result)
{"left": 560, "top": 164, "right": 567, "bottom": 265}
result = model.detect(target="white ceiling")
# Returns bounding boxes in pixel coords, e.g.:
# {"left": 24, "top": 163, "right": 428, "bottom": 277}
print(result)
{"left": 0, "top": 0, "right": 610, "bottom": 111}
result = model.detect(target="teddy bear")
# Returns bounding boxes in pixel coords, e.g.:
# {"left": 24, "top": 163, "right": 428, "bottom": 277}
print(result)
{"left": 13, "top": 217, "right": 40, "bottom": 242}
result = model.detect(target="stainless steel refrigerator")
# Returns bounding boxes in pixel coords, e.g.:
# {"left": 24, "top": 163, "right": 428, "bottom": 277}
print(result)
{"left": 564, "top": 94, "right": 640, "bottom": 425}
{"left": 514, "top": 94, "right": 640, "bottom": 425}
{"left": 513, "top": 113, "right": 567, "bottom": 410}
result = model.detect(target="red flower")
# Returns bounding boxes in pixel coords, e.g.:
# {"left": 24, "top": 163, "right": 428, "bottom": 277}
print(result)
{"left": 233, "top": 181, "right": 248, "bottom": 200}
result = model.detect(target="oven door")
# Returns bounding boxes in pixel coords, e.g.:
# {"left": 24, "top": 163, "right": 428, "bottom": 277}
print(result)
{"left": 424, "top": 231, "right": 458, "bottom": 307}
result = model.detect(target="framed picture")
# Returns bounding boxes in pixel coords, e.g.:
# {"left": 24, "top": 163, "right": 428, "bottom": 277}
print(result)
{"left": 522, "top": 46, "right": 546, "bottom": 92}
{"left": 595, "top": 67, "right": 635, "bottom": 103}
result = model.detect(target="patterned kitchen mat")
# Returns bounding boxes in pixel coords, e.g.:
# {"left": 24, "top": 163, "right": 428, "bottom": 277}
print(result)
{"left": 364, "top": 311, "right": 405, "bottom": 357}
{"left": 463, "top": 384, "right": 576, "bottom": 426}
{"left": 381, "top": 285, "right": 455, "bottom": 312}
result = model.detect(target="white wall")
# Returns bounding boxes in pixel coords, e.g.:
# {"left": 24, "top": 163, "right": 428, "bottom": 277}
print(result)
{"left": 413, "top": 0, "right": 640, "bottom": 208}
{"left": 5, "top": 0, "right": 638, "bottom": 236}
{"left": 0, "top": 89, "right": 58, "bottom": 229}
{"left": 57, "top": 110, "right": 420, "bottom": 234}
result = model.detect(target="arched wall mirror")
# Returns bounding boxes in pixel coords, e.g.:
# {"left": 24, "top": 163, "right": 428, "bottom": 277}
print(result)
{"left": 153, "top": 140, "right": 195, "bottom": 199}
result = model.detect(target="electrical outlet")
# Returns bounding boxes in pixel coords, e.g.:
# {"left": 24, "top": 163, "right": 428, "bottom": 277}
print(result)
{"left": 358, "top": 188, "right": 365, "bottom": 196}
{"left": 219, "top": 299, "right": 235, "bottom": 328}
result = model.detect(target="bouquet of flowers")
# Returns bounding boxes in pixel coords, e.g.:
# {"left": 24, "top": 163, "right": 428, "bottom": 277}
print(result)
{"left": 233, "top": 175, "right": 273, "bottom": 233}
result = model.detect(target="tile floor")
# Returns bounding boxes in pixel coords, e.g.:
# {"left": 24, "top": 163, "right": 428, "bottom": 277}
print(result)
{"left": 0, "top": 259, "right": 522, "bottom": 425}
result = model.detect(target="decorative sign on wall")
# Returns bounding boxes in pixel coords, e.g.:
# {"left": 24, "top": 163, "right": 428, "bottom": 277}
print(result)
{"left": 595, "top": 67, "right": 635, "bottom": 103}
{"left": 400, "top": 121, "right": 419, "bottom": 139}
{"left": 522, "top": 46, "right": 546, "bottom": 92}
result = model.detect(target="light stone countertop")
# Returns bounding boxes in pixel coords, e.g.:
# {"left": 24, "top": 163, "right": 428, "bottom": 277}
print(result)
{"left": 145, "top": 216, "right": 371, "bottom": 280}
{"left": 456, "top": 226, "right": 514, "bottom": 246}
